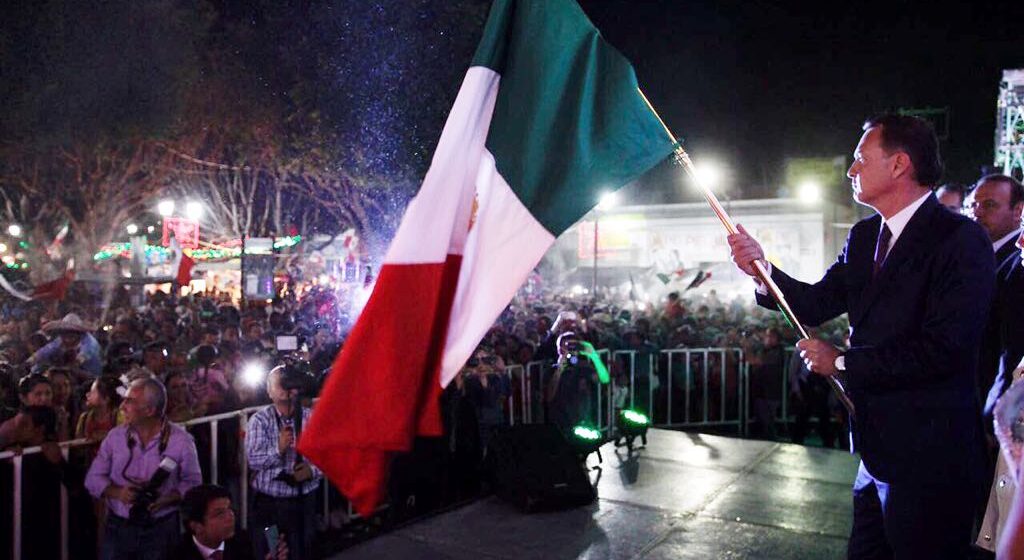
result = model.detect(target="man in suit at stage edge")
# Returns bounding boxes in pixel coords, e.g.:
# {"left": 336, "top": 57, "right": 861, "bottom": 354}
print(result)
{"left": 728, "top": 114, "right": 995, "bottom": 559}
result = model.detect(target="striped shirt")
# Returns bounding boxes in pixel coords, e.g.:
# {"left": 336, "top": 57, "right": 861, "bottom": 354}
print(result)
{"left": 245, "top": 404, "right": 322, "bottom": 497}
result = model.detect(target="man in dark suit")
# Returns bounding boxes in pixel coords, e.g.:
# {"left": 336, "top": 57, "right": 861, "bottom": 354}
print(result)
{"left": 728, "top": 114, "right": 995, "bottom": 559}
{"left": 967, "top": 174, "right": 1023, "bottom": 269}
{"left": 173, "top": 484, "right": 287, "bottom": 560}
{"left": 973, "top": 175, "right": 1024, "bottom": 405}
{"left": 983, "top": 235, "right": 1024, "bottom": 423}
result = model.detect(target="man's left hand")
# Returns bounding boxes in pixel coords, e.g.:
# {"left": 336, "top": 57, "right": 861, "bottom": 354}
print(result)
{"left": 796, "top": 338, "right": 841, "bottom": 377}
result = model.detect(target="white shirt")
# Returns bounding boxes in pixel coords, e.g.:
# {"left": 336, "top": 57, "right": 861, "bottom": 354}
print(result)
{"left": 878, "top": 190, "right": 933, "bottom": 260}
{"left": 993, "top": 228, "right": 1022, "bottom": 254}
{"left": 192, "top": 536, "right": 225, "bottom": 559}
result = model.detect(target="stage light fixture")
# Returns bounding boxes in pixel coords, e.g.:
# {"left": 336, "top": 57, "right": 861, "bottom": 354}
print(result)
{"left": 570, "top": 424, "right": 604, "bottom": 464}
{"left": 615, "top": 408, "right": 650, "bottom": 450}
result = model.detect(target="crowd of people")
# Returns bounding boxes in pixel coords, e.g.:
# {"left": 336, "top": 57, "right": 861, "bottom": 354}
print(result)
{"left": 0, "top": 262, "right": 852, "bottom": 558}
{"left": 0, "top": 121, "right": 1021, "bottom": 558}
{"left": 0, "top": 288, "right": 344, "bottom": 560}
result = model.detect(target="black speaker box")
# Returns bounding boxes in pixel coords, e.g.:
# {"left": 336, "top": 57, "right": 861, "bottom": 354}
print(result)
{"left": 485, "top": 424, "right": 596, "bottom": 512}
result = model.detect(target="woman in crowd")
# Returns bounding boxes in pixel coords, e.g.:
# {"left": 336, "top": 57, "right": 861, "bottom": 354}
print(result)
{"left": 165, "top": 370, "right": 196, "bottom": 423}
{"left": 45, "top": 367, "right": 75, "bottom": 440}
{"left": 75, "top": 375, "right": 123, "bottom": 443}
{"left": 17, "top": 373, "right": 52, "bottom": 408}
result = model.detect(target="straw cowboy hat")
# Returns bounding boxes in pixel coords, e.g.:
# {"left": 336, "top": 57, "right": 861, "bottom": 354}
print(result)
{"left": 42, "top": 313, "right": 94, "bottom": 335}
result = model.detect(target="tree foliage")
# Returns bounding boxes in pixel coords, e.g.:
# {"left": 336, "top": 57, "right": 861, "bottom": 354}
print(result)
{"left": 0, "top": 0, "right": 490, "bottom": 278}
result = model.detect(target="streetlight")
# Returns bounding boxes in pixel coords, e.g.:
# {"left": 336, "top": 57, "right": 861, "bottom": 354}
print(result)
{"left": 0, "top": 243, "right": 6, "bottom": 253}
{"left": 185, "top": 201, "right": 204, "bottom": 221}
{"left": 798, "top": 180, "right": 822, "bottom": 204}
{"left": 157, "top": 200, "right": 175, "bottom": 217}
{"left": 693, "top": 160, "right": 725, "bottom": 191}
{"left": 126, "top": 223, "right": 139, "bottom": 235}
{"left": 598, "top": 191, "right": 618, "bottom": 210}
{"left": 7, "top": 224, "right": 22, "bottom": 238}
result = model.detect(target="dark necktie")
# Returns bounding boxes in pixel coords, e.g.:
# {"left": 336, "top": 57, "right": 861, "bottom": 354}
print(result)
{"left": 873, "top": 224, "right": 892, "bottom": 279}
{"left": 210, "top": 551, "right": 223, "bottom": 560}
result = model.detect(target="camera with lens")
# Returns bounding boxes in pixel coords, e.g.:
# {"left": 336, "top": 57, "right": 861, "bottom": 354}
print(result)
{"left": 276, "top": 359, "right": 317, "bottom": 397}
{"left": 129, "top": 457, "right": 177, "bottom": 524}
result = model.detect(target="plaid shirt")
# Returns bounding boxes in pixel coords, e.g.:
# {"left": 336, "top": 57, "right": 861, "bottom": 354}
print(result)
{"left": 246, "top": 405, "right": 322, "bottom": 497}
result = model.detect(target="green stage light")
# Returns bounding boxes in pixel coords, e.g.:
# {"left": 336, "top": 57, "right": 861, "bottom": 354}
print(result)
{"left": 570, "top": 424, "right": 604, "bottom": 464}
{"left": 616, "top": 409, "right": 650, "bottom": 450}
{"left": 621, "top": 410, "right": 649, "bottom": 426}
{"left": 573, "top": 425, "right": 602, "bottom": 441}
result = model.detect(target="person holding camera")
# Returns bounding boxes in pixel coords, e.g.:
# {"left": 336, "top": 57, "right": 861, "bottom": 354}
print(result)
{"left": 546, "top": 332, "right": 599, "bottom": 435}
{"left": 246, "top": 366, "right": 322, "bottom": 560}
{"left": 85, "top": 376, "right": 202, "bottom": 560}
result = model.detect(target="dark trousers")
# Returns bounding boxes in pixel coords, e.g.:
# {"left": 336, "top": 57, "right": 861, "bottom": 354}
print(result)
{"left": 101, "top": 513, "right": 180, "bottom": 560}
{"left": 249, "top": 490, "right": 317, "bottom": 560}
{"left": 848, "top": 462, "right": 977, "bottom": 560}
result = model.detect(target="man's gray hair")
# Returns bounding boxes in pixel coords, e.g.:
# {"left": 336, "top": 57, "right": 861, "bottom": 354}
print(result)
{"left": 131, "top": 376, "right": 167, "bottom": 418}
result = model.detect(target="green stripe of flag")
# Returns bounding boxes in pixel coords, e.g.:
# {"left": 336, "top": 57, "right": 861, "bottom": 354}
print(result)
{"left": 471, "top": 0, "right": 676, "bottom": 236}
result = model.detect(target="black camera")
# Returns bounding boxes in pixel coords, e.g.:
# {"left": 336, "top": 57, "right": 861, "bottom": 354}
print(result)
{"left": 273, "top": 468, "right": 304, "bottom": 488}
{"left": 277, "top": 361, "right": 316, "bottom": 396}
{"left": 129, "top": 457, "right": 177, "bottom": 524}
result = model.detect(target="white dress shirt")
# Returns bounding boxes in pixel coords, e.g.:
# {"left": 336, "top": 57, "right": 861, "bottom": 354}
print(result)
{"left": 192, "top": 535, "right": 225, "bottom": 559}
{"left": 993, "top": 228, "right": 1022, "bottom": 254}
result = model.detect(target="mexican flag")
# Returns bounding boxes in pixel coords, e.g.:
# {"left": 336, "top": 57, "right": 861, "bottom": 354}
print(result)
{"left": 299, "top": 0, "right": 675, "bottom": 516}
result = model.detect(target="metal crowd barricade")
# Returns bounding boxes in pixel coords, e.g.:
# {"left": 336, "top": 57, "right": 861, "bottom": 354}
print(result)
{"left": 657, "top": 347, "right": 746, "bottom": 433}
{"left": 0, "top": 437, "right": 92, "bottom": 560}
{"left": 503, "top": 364, "right": 526, "bottom": 425}
{"left": 3, "top": 399, "right": 371, "bottom": 560}
{"left": 610, "top": 350, "right": 657, "bottom": 424}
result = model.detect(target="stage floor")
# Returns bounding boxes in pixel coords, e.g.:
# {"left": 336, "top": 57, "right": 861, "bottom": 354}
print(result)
{"left": 332, "top": 429, "right": 859, "bottom": 559}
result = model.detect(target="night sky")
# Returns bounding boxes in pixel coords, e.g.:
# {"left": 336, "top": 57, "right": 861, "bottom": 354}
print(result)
{"left": 3, "top": 0, "right": 1024, "bottom": 207}
{"left": 578, "top": 0, "right": 1024, "bottom": 201}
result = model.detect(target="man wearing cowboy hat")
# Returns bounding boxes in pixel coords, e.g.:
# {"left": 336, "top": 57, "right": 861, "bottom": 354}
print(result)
{"left": 28, "top": 313, "right": 103, "bottom": 377}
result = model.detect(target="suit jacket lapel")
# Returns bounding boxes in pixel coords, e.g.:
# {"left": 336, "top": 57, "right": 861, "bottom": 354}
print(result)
{"left": 854, "top": 195, "right": 939, "bottom": 322}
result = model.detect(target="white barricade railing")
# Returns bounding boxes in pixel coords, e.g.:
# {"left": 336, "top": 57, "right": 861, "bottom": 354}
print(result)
{"left": 658, "top": 347, "right": 746, "bottom": 432}
{"left": 0, "top": 437, "right": 92, "bottom": 560}
{"left": 1, "top": 399, "right": 383, "bottom": 560}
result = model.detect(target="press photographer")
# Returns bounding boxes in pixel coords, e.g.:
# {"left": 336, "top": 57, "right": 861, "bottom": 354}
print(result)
{"left": 245, "top": 363, "right": 322, "bottom": 560}
{"left": 84, "top": 376, "right": 202, "bottom": 560}
{"left": 546, "top": 332, "right": 608, "bottom": 436}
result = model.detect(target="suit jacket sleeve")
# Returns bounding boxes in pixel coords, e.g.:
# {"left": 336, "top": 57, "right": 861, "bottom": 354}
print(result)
{"left": 843, "top": 222, "right": 996, "bottom": 392}
{"left": 754, "top": 238, "right": 851, "bottom": 327}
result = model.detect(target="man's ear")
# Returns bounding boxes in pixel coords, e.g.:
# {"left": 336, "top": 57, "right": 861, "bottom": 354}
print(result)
{"left": 890, "top": 151, "right": 913, "bottom": 181}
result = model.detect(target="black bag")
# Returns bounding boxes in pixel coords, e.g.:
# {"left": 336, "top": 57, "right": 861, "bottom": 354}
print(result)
{"left": 485, "top": 424, "right": 596, "bottom": 512}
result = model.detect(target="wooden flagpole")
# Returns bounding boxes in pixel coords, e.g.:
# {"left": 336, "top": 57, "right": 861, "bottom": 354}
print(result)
{"left": 637, "top": 88, "right": 856, "bottom": 418}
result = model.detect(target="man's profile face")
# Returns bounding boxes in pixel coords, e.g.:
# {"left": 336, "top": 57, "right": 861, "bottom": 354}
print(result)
{"left": 847, "top": 127, "right": 896, "bottom": 208}
{"left": 969, "top": 180, "right": 1022, "bottom": 242}
{"left": 193, "top": 497, "right": 236, "bottom": 546}
{"left": 121, "top": 385, "right": 151, "bottom": 426}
